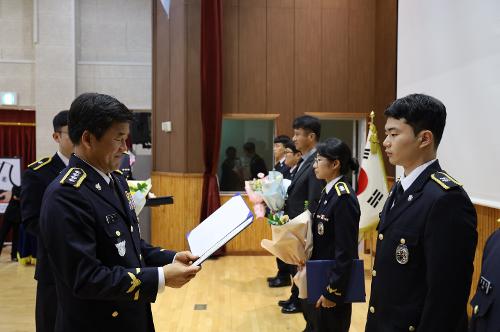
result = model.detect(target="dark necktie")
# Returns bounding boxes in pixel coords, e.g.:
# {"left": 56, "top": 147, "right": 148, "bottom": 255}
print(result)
{"left": 391, "top": 182, "right": 404, "bottom": 209}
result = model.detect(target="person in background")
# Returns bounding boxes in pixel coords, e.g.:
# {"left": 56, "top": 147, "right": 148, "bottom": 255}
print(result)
{"left": 0, "top": 185, "right": 21, "bottom": 261}
{"left": 243, "top": 141, "right": 268, "bottom": 179}
{"left": 279, "top": 115, "right": 325, "bottom": 323}
{"left": 273, "top": 135, "right": 291, "bottom": 174}
{"left": 21, "top": 110, "right": 73, "bottom": 332}
{"left": 469, "top": 228, "right": 500, "bottom": 332}
{"left": 220, "top": 146, "right": 244, "bottom": 191}
{"left": 303, "top": 137, "right": 360, "bottom": 332}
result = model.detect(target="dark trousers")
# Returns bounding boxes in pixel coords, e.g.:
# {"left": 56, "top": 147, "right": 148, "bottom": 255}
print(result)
{"left": 276, "top": 258, "right": 299, "bottom": 303}
{"left": 0, "top": 218, "right": 19, "bottom": 260}
{"left": 301, "top": 299, "right": 352, "bottom": 332}
{"left": 36, "top": 282, "right": 57, "bottom": 332}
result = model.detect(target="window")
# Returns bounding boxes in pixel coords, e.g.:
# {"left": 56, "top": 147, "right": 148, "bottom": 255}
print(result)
{"left": 217, "top": 115, "right": 277, "bottom": 192}
{"left": 308, "top": 113, "right": 367, "bottom": 187}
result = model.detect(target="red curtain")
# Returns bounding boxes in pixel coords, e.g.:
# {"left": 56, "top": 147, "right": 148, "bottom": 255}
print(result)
{"left": 200, "top": 0, "right": 223, "bottom": 238}
{"left": 0, "top": 109, "right": 36, "bottom": 169}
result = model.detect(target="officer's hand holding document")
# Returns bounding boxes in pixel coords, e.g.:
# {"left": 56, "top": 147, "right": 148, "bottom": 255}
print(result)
{"left": 187, "top": 195, "right": 254, "bottom": 266}
{"left": 261, "top": 210, "right": 313, "bottom": 299}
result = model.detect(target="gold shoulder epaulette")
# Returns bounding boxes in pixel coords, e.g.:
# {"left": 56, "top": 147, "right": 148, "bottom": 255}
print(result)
{"left": 28, "top": 157, "right": 52, "bottom": 171}
{"left": 113, "top": 169, "right": 123, "bottom": 175}
{"left": 334, "top": 182, "right": 351, "bottom": 196}
{"left": 60, "top": 168, "right": 87, "bottom": 188}
{"left": 430, "top": 171, "right": 462, "bottom": 190}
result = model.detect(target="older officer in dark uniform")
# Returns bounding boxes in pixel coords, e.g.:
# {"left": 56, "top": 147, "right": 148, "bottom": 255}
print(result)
{"left": 21, "top": 110, "right": 72, "bottom": 332}
{"left": 305, "top": 137, "right": 360, "bottom": 332}
{"left": 365, "top": 94, "right": 478, "bottom": 331}
{"left": 469, "top": 229, "right": 500, "bottom": 332}
{"left": 39, "top": 93, "right": 200, "bottom": 332}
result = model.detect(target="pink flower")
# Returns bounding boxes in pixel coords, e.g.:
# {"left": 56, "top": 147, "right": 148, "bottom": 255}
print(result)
{"left": 257, "top": 172, "right": 265, "bottom": 179}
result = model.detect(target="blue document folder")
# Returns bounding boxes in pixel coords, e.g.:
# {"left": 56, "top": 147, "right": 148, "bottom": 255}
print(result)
{"left": 306, "top": 259, "right": 366, "bottom": 303}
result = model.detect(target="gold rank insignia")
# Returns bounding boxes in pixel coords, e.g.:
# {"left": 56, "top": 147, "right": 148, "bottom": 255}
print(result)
{"left": 326, "top": 285, "right": 342, "bottom": 296}
{"left": 334, "top": 182, "right": 350, "bottom": 196}
{"left": 60, "top": 168, "right": 87, "bottom": 188}
{"left": 126, "top": 272, "right": 141, "bottom": 301}
{"left": 430, "top": 171, "right": 462, "bottom": 190}
{"left": 28, "top": 156, "right": 52, "bottom": 170}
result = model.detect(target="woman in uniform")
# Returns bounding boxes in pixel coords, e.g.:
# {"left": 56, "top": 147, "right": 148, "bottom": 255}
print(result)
{"left": 304, "top": 137, "right": 360, "bottom": 332}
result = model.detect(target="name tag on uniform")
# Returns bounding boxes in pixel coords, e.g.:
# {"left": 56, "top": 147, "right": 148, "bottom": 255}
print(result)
{"left": 479, "top": 276, "right": 493, "bottom": 295}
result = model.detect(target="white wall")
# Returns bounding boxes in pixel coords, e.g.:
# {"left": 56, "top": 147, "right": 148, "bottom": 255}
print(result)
{"left": 76, "top": 0, "right": 152, "bottom": 109}
{"left": 0, "top": 0, "right": 35, "bottom": 106}
{"left": 398, "top": 0, "right": 500, "bottom": 208}
{"left": 0, "top": 0, "right": 153, "bottom": 157}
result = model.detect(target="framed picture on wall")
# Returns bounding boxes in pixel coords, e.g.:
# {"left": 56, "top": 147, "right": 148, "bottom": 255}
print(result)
{"left": 0, "top": 157, "right": 22, "bottom": 214}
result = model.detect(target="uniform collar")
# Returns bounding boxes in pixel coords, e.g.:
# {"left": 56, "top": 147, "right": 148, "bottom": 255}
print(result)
{"left": 325, "top": 175, "right": 343, "bottom": 194}
{"left": 400, "top": 159, "right": 437, "bottom": 191}
{"left": 57, "top": 150, "right": 70, "bottom": 167}
{"left": 72, "top": 154, "right": 112, "bottom": 184}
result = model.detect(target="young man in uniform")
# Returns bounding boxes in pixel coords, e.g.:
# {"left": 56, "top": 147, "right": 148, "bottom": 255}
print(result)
{"left": 39, "top": 93, "right": 200, "bottom": 332}
{"left": 21, "top": 110, "right": 73, "bottom": 332}
{"left": 365, "top": 94, "right": 478, "bottom": 332}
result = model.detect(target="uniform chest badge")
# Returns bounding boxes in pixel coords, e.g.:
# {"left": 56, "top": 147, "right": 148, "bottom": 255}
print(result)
{"left": 395, "top": 243, "right": 409, "bottom": 264}
{"left": 125, "top": 191, "right": 136, "bottom": 211}
{"left": 115, "top": 240, "right": 126, "bottom": 257}
{"left": 317, "top": 222, "right": 325, "bottom": 235}
{"left": 95, "top": 183, "right": 102, "bottom": 191}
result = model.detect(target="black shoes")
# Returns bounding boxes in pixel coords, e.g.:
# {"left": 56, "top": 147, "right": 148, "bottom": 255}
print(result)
{"left": 278, "top": 298, "right": 292, "bottom": 307}
{"left": 281, "top": 301, "right": 302, "bottom": 314}
{"left": 268, "top": 276, "right": 291, "bottom": 288}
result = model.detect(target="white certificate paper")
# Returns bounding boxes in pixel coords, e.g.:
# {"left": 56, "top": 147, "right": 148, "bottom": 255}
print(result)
{"left": 188, "top": 195, "right": 253, "bottom": 266}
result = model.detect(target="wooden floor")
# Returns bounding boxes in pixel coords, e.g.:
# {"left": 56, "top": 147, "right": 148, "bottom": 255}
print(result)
{"left": 0, "top": 247, "right": 371, "bottom": 332}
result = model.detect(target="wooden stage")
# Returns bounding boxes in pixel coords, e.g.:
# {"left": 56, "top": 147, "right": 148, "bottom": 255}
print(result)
{"left": 0, "top": 248, "right": 371, "bottom": 332}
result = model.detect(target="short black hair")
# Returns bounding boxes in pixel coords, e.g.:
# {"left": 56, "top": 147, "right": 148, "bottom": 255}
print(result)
{"left": 293, "top": 115, "right": 321, "bottom": 140}
{"left": 316, "top": 137, "right": 359, "bottom": 175}
{"left": 284, "top": 140, "right": 300, "bottom": 154}
{"left": 384, "top": 93, "right": 447, "bottom": 147}
{"left": 53, "top": 110, "right": 69, "bottom": 132}
{"left": 273, "top": 135, "right": 290, "bottom": 145}
{"left": 68, "top": 93, "right": 133, "bottom": 145}
{"left": 243, "top": 142, "right": 256, "bottom": 153}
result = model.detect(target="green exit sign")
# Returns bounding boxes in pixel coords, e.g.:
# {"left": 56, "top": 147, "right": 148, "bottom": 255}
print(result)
{"left": 0, "top": 92, "right": 18, "bottom": 105}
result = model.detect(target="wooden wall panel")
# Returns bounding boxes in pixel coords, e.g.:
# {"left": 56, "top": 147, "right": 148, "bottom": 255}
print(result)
{"left": 238, "top": 0, "right": 267, "bottom": 114}
{"left": 294, "top": 0, "right": 322, "bottom": 117}
{"left": 152, "top": 0, "right": 171, "bottom": 171}
{"left": 267, "top": 0, "right": 294, "bottom": 133}
{"left": 221, "top": 195, "right": 272, "bottom": 254}
{"left": 151, "top": 172, "right": 204, "bottom": 251}
{"left": 348, "top": 0, "right": 375, "bottom": 114}
{"left": 186, "top": 0, "right": 204, "bottom": 173}
{"left": 321, "top": 0, "right": 349, "bottom": 114}
{"left": 151, "top": 173, "right": 271, "bottom": 254}
{"left": 222, "top": 0, "right": 239, "bottom": 114}
{"left": 169, "top": 0, "right": 188, "bottom": 172}
{"left": 375, "top": 0, "right": 398, "bottom": 177}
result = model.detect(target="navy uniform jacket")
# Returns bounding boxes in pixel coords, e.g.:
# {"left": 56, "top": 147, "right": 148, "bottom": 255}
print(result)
{"left": 365, "top": 160, "right": 478, "bottom": 332}
{"left": 285, "top": 153, "right": 325, "bottom": 219}
{"left": 469, "top": 229, "right": 500, "bottom": 332}
{"left": 274, "top": 160, "right": 290, "bottom": 176}
{"left": 21, "top": 153, "right": 66, "bottom": 283}
{"left": 39, "top": 155, "right": 175, "bottom": 332}
{"left": 311, "top": 177, "right": 360, "bottom": 303}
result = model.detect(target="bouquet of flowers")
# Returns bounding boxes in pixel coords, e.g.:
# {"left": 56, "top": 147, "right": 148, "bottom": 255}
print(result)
{"left": 127, "top": 179, "right": 152, "bottom": 216}
{"left": 244, "top": 171, "right": 291, "bottom": 224}
{"left": 260, "top": 210, "right": 313, "bottom": 299}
